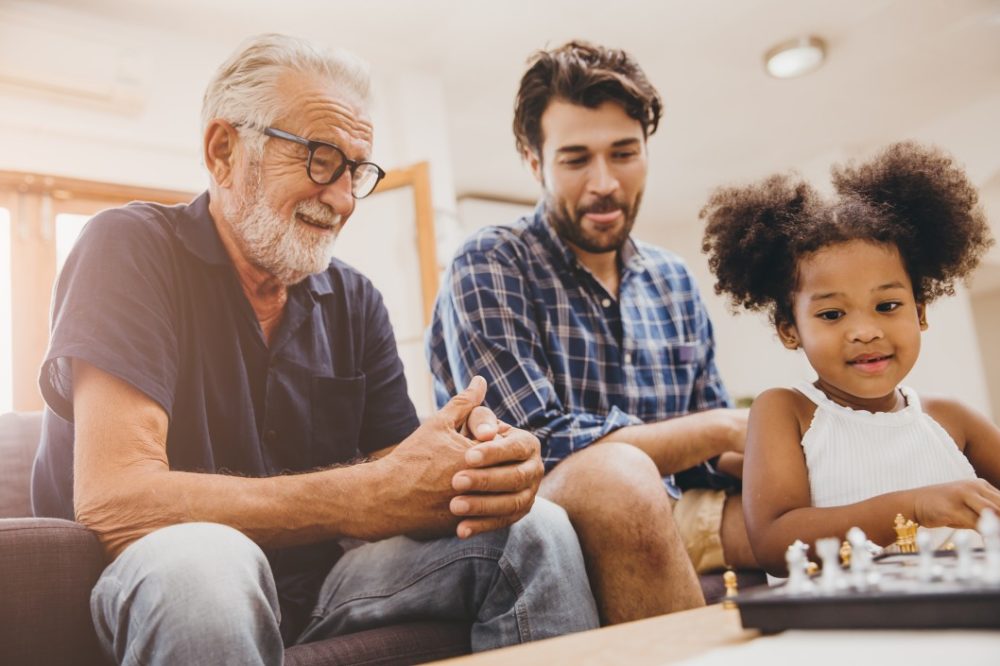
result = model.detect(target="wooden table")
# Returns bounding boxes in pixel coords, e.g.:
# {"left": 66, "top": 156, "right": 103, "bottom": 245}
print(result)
{"left": 433, "top": 604, "right": 758, "bottom": 666}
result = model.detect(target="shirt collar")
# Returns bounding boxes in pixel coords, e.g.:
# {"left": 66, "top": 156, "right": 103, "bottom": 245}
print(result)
{"left": 175, "top": 191, "right": 231, "bottom": 267}
{"left": 301, "top": 269, "right": 335, "bottom": 297}
{"left": 175, "top": 190, "right": 334, "bottom": 298}
{"left": 529, "top": 201, "right": 649, "bottom": 277}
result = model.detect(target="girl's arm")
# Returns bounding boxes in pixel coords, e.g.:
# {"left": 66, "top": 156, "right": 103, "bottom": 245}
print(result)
{"left": 924, "top": 396, "right": 1000, "bottom": 488}
{"left": 744, "top": 389, "right": 1000, "bottom": 576}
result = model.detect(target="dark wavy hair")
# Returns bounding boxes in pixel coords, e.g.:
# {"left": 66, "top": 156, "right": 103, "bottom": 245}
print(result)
{"left": 700, "top": 141, "right": 993, "bottom": 328}
{"left": 513, "top": 40, "right": 662, "bottom": 158}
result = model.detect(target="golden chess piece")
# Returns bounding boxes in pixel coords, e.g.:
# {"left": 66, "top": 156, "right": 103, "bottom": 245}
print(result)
{"left": 722, "top": 569, "right": 738, "bottom": 609}
{"left": 839, "top": 539, "right": 851, "bottom": 567}
{"left": 806, "top": 561, "right": 819, "bottom": 576}
{"left": 893, "top": 513, "right": 919, "bottom": 553}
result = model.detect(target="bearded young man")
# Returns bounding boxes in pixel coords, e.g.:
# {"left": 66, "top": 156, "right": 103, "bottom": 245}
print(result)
{"left": 428, "top": 41, "right": 758, "bottom": 625}
{"left": 31, "top": 34, "right": 597, "bottom": 665}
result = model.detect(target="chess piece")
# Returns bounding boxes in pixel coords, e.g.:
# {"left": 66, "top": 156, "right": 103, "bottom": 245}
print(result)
{"left": 979, "top": 508, "right": 1000, "bottom": 585}
{"left": 785, "top": 540, "right": 815, "bottom": 594}
{"left": 954, "top": 530, "right": 975, "bottom": 581}
{"left": 816, "top": 537, "right": 843, "bottom": 593}
{"left": 722, "top": 569, "right": 738, "bottom": 609}
{"left": 893, "top": 514, "right": 919, "bottom": 553}
{"left": 916, "top": 529, "right": 937, "bottom": 582}
{"left": 839, "top": 539, "right": 851, "bottom": 568}
{"left": 847, "top": 527, "right": 874, "bottom": 590}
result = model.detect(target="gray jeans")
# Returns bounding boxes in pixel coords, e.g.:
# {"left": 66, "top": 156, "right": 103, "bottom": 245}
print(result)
{"left": 90, "top": 497, "right": 598, "bottom": 665}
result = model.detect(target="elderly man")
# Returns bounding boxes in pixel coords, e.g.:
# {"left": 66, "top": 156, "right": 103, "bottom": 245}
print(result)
{"left": 31, "top": 34, "right": 597, "bottom": 665}
{"left": 428, "top": 41, "right": 757, "bottom": 625}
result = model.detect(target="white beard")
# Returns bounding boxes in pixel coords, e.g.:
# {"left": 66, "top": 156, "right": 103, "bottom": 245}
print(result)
{"left": 225, "top": 172, "right": 343, "bottom": 286}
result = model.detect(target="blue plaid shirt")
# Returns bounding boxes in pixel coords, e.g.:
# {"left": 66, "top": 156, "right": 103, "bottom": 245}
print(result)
{"left": 427, "top": 205, "right": 732, "bottom": 497}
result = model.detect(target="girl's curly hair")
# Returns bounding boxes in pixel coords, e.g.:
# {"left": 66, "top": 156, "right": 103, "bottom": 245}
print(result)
{"left": 700, "top": 141, "right": 993, "bottom": 327}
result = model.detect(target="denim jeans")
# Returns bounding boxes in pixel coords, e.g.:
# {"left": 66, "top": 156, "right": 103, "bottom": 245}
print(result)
{"left": 91, "top": 498, "right": 598, "bottom": 665}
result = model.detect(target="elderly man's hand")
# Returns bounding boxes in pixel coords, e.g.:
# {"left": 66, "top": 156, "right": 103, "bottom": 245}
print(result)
{"left": 449, "top": 423, "right": 543, "bottom": 538}
{"left": 377, "top": 376, "right": 542, "bottom": 540}
{"left": 448, "top": 380, "right": 544, "bottom": 538}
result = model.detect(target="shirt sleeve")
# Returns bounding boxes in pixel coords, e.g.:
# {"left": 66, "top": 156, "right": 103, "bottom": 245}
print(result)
{"left": 428, "top": 245, "right": 642, "bottom": 471}
{"left": 40, "top": 207, "right": 180, "bottom": 421}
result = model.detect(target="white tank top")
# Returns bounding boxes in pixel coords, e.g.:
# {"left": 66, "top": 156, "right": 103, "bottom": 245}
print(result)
{"left": 765, "top": 383, "right": 979, "bottom": 584}
{"left": 795, "top": 381, "right": 978, "bottom": 508}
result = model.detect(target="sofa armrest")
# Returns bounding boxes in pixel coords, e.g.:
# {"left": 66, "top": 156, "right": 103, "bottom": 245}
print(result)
{"left": 0, "top": 518, "right": 110, "bottom": 666}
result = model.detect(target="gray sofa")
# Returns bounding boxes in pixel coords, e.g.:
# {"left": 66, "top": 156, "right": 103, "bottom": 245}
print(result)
{"left": 0, "top": 411, "right": 764, "bottom": 665}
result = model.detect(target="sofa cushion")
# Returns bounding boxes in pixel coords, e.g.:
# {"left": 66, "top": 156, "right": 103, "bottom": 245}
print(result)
{"left": 0, "top": 412, "right": 43, "bottom": 518}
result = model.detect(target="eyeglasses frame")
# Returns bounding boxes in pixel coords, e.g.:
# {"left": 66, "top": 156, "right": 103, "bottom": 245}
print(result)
{"left": 237, "top": 124, "right": 386, "bottom": 199}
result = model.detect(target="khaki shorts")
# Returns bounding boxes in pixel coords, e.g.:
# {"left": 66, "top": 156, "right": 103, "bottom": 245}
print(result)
{"left": 670, "top": 488, "right": 727, "bottom": 574}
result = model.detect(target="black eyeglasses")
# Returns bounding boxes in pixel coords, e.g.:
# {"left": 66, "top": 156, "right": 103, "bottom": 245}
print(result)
{"left": 243, "top": 125, "right": 385, "bottom": 199}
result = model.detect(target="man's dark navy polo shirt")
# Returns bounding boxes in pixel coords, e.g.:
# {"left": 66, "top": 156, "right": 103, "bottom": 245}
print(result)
{"left": 31, "top": 191, "right": 420, "bottom": 634}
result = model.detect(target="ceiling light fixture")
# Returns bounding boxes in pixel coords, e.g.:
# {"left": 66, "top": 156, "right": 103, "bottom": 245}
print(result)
{"left": 764, "top": 36, "right": 827, "bottom": 79}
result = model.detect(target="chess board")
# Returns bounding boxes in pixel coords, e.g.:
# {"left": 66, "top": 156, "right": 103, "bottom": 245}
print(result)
{"left": 734, "top": 549, "right": 1000, "bottom": 633}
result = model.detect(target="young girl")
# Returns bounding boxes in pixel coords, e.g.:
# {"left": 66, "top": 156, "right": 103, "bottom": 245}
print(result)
{"left": 700, "top": 141, "right": 1000, "bottom": 576}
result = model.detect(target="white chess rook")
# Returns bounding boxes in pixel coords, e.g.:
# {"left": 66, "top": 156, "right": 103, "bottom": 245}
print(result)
{"left": 816, "top": 537, "right": 843, "bottom": 593}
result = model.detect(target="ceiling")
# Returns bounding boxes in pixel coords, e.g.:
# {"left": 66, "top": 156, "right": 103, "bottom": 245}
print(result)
{"left": 36, "top": 0, "right": 1000, "bottom": 244}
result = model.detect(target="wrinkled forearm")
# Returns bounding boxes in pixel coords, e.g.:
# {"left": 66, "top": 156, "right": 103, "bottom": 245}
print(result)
{"left": 76, "top": 461, "right": 400, "bottom": 560}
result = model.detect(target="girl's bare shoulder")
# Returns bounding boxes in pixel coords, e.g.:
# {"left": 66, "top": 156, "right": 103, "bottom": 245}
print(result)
{"left": 751, "top": 386, "right": 817, "bottom": 437}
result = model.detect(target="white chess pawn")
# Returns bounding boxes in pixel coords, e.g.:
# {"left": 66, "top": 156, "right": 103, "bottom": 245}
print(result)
{"left": 785, "top": 540, "right": 815, "bottom": 594}
{"left": 816, "top": 537, "right": 843, "bottom": 593}
{"left": 977, "top": 508, "right": 1000, "bottom": 585}
{"left": 847, "top": 527, "right": 873, "bottom": 590}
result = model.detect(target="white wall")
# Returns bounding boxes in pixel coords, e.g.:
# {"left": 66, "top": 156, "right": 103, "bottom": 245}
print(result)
{"left": 0, "top": 4, "right": 210, "bottom": 192}
{"left": 971, "top": 288, "right": 1000, "bottom": 421}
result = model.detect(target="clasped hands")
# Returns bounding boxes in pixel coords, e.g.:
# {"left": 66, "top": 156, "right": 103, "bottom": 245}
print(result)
{"left": 379, "top": 376, "right": 544, "bottom": 540}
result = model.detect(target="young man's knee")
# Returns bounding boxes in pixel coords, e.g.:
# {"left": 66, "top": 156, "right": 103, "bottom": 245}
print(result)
{"left": 549, "top": 444, "right": 661, "bottom": 498}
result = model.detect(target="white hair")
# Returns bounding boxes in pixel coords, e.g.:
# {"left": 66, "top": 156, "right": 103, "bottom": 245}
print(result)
{"left": 202, "top": 33, "right": 372, "bottom": 155}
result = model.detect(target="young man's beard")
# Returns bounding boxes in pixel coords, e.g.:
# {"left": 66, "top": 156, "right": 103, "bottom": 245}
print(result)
{"left": 545, "top": 190, "right": 643, "bottom": 254}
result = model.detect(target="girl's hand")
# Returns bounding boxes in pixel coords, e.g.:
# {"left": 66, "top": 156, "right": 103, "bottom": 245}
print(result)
{"left": 913, "top": 479, "right": 1000, "bottom": 528}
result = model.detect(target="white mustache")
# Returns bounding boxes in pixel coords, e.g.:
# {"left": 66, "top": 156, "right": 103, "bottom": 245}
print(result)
{"left": 295, "top": 200, "right": 341, "bottom": 229}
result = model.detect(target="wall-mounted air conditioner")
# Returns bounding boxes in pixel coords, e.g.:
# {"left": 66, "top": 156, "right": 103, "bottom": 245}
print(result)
{"left": 0, "top": 19, "right": 146, "bottom": 114}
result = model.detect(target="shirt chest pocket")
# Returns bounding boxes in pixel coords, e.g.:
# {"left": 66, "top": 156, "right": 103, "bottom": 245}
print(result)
{"left": 310, "top": 374, "right": 366, "bottom": 466}
{"left": 666, "top": 341, "right": 700, "bottom": 366}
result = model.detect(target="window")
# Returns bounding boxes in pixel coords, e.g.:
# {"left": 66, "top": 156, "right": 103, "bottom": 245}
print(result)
{"left": 56, "top": 213, "right": 91, "bottom": 273}
{"left": 0, "top": 172, "right": 192, "bottom": 411}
